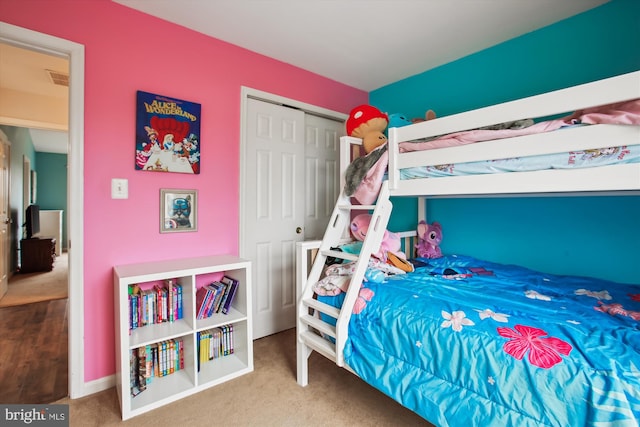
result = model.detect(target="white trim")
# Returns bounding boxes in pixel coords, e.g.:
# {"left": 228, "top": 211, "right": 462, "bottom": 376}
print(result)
{"left": 0, "top": 22, "right": 86, "bottom": 398}
{"left": 238, "top": 86, "right": 347, "bottom": 259}
{"left": 82, "top": 374, "right": 115, "bottom": 397}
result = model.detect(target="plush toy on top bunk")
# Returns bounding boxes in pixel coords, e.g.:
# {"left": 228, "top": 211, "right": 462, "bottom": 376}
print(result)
{"left": 415, "top": 220, "right": 443, "bottom": 259}
{"left": 344, "top": 105, "right": 437, "bottom": 203}
{"left": 346, "top": 104, "right": 389, "bottom": 154}
{"left": 387, "top": 109, "right": 436, "bottom": 129}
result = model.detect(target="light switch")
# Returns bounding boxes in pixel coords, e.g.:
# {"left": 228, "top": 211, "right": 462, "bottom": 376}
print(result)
{"left": 111, "top": 178, "right": 128, "bottom": 199}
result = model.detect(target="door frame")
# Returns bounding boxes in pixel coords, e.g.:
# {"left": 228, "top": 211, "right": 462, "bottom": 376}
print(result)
{"left": 0, "top": 22, "right": 85, "bottom": 398}
{"left": 238, "top": 87, "right": 346, "bottom": 331}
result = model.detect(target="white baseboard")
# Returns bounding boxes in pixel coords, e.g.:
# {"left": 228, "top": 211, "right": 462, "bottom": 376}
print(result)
{"left": 71, "top": 374, "right": 115, "bottom": 399}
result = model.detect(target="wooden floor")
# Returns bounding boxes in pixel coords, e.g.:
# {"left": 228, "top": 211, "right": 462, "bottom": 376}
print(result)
{"left": 0, "top": 298, "right": 68, "bottom": 403}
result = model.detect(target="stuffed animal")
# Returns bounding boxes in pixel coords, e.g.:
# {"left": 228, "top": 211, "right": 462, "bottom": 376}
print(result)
{"left": 386, "top": 110, "right": 437, "bottom": 137}
{"left": 346, "top": 105, "right": 389, "bottom": 154}
{"left": 350, "top": 213, "right": 402, "bottom": 262}
{"left": 412, "top": 110, "right": 437, "bottom": 123}
{"left": 416, "top": 220, "right": 443, "bottom": 258}
{"left": 387, "top": 113, "right": 413, "bottom": 130}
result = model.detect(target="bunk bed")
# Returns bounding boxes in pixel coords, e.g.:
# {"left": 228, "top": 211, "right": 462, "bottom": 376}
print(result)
{"left": 296, "top": 71, "right": 640, "bottom": 427}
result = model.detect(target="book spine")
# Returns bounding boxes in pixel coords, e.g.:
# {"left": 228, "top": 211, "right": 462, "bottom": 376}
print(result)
{"left": 167, "top": 280, "right": 174, "bottom": 323}
{"left": 211, "top": 282, "right": 226, "bottom": 314}
{"left": 137, "top": 347, "right": 147, "bottom": 391}
{"left": 179, "top": 339, "right": 184, "bottom": 370}
{"left": 169, "top": 340, "right": 175, "bottom": 374}
{"left": 176, "top": 284, "right": 183, "bottom": 319}
{"left": 221, "top": 281, "right": 239, "bottom": 315}
{"left": 145, "top": 344, "right": 153, "bottom": 384}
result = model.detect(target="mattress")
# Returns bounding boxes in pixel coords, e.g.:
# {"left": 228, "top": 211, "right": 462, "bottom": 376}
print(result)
{"left": 318, "top": 255, "right": 640, "bottom": 426}
{"left": 399, "top": 143, "right": 640, "bottom": 179}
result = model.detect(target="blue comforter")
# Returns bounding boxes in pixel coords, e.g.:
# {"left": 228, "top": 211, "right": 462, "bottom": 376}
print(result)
{"left": 319, "top": 255, "right": 640, "bottom": 426}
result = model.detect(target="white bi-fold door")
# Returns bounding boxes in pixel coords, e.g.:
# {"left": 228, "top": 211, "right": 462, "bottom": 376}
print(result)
{"left": 243, "top": 97, "right": 342, "bottom": 338}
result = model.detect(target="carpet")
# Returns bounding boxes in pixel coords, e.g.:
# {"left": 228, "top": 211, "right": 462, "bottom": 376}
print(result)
{"left": 53, "top": 328, "right": 432, "bottom": 426}
{"left": 0, "top": 252, "right": 68, "bottom": 307}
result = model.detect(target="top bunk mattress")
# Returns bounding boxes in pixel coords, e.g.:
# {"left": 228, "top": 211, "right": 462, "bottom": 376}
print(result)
{"left": 399, "top": 134, "right": 640, "bottom": 179}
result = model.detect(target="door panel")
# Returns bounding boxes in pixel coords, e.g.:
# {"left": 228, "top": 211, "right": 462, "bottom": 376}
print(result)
{"left": 245, "top": 99, "right": 305, "bottom": 338}
{"left": 303, "top": 114, "right": 343, "bottom": 240}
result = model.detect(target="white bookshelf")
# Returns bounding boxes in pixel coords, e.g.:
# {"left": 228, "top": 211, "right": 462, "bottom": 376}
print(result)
{"left": 113, "top": 254, "right": 253, "bottom": 420}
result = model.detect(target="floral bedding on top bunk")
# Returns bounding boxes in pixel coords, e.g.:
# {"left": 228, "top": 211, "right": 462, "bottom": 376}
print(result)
{"left": 346, "top": 99, "right": 640, "bottom": 204}
{"left": 317, "top": 254, "right": 640, "bottom": 427}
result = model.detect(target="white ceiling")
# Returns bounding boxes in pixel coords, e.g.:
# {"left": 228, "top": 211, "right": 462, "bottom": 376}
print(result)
{"left": 0, "top": 42, "right": 69, "bottom": 153}
{"left": 113, "top": 0, "right": 609, "bottom": 91}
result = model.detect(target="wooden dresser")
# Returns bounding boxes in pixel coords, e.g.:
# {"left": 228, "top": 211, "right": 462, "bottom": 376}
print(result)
{"left": 20, "top": 238, "right": 56, "bottom": 273}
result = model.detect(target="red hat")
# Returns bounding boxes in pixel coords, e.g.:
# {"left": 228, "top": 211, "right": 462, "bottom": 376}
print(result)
{"left": 346, "top": 105, "right": 388, "bottom": 136}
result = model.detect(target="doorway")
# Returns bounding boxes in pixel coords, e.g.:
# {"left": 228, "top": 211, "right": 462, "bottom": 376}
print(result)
{"left": 240, "top": 88, "right": 346, "bottom": 339}
{"left": 0, "top": 22, "right": 85, "bottom": 398}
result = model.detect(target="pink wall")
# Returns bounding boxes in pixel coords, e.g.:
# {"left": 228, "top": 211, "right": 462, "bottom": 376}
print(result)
{"left": 1, "top": 0, "right": 367, "bottom": 382}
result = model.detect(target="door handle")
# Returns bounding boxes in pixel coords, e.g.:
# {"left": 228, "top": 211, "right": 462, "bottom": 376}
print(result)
{"left": 296, "top": 227, "right": 302, "bottom": 234}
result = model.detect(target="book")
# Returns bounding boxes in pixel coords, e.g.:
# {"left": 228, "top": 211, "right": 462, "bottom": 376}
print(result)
{"left": 175, "top": 283, "right": 183, "bottom": 319}
{"left": 137, "top": 347, "right": 147, "bottom": 391}
{"left": 206, "top": 282, "right": 224, "bottom": 317}
{"left": 145, "top": 344, "right": 153, "bottom": 384}
{"left": 179, "top": 339, "right": 184, "bottom": 370}
{"left": 221, "top": 279, "right": 239, "bottom": 315}
{"left": 167, "top": 280, "right": 174, "bottom": 322}
{"left": 210, "top": 282, "right": 228, "bottom": 314}
{"left": 195, "top": 286, "right": 211, "bottom": 320}
{"left": 200, "top": 287, "right": 216, "bottom": 319}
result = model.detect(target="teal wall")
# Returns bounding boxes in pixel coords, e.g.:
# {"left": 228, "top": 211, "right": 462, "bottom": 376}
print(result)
{"left": 35, "top": 151, "right": 68, "bottom": 252}
{"left": 370, "top": 0, "right": 640, "bottom": 284}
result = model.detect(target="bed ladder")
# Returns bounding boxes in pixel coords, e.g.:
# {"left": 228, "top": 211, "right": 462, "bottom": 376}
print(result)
{"left": 297, "top": 181, "right": 392, "bottom": 385}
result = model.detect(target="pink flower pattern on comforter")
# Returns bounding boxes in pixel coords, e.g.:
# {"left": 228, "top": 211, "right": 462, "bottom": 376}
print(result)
{"left": 497, "top": 324, "right": 573, "bottom": 368}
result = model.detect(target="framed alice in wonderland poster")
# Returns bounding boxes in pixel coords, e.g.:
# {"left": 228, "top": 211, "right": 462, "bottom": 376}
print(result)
{"left": 136, "top": 91, "right": 201, "bottom": 174}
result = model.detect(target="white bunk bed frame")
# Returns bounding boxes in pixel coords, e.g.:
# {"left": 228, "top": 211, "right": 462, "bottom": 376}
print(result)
{"left": 296, "top": 71, "right": 640, "bottom": 391}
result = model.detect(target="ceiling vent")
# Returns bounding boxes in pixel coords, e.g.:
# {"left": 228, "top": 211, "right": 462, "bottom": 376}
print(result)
{"left": 46, "top": 69, "right": 69, "bottom": 87}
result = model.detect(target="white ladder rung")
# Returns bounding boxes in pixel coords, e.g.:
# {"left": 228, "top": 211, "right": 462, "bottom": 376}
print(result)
{"left": 300, "top": 314, "right": 336, "bottom": 338}
{"left": 299, "top": 330, "right": 336, "bottom": 360}
{"left": 302, "top": 297, "right": 341, "bottom": 319}
{"left": 321, "top": 249, "right": 358, "bottom": 262}
{"left": 337, "top": 204, "right": 376, "bottom": 211}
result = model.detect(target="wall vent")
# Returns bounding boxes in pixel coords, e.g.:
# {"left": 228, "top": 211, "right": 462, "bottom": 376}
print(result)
{"left": 46, "top": 69, "right": 69, "bottom": 87}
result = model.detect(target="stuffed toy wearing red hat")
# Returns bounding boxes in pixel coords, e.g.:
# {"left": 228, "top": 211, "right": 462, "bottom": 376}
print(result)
{"left": 346, "top": 105, "right": 389, "bottom": 154}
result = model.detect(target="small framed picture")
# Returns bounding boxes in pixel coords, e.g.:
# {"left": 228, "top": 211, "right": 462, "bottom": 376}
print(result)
{"left": 160, "top": 189, "right": 197, "bottom": 233}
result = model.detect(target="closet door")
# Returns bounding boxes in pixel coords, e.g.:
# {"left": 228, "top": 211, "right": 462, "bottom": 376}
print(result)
{"left": 245, "top": 99, "right": 306, "bottom": 339}
{"left": 244, "top": 99, "right": 343, "bottom": 338}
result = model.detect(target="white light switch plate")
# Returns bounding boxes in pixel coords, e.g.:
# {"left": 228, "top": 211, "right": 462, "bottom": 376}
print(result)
{"left": 111, "top": 178, "right": 128, "bottom": 199}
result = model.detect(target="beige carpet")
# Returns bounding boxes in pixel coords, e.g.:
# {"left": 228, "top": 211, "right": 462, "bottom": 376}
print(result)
{"left": 0, "top": 252, "right": 68, "bottom": 307}
{"left": 55, "top": 328, "right": 433, "bottom": 427}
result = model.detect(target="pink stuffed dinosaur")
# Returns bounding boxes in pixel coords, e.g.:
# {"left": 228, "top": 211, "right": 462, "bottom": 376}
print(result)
{"left": 350, "top": 213, "right": 402, "bottom": 262}
{"left": 416, "top": 220, "right": 443, "bottom": 259}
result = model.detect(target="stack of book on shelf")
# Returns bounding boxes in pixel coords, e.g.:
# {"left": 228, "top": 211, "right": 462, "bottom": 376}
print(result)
{"left": 130, "top": 337, "right": 185, "bottom": 397}
{"left": 128, "top": 279, "right": 183, "bottom": 332}
{"left": 195, "top": 276, "right": 239, "bottom": 319}
{"left": 197, "top": 325, "right": 234, "bottom": 369}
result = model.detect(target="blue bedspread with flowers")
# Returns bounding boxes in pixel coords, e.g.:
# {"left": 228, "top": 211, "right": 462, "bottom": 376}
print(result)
{"left": 319, "top": 255, "right": 640, "bottom": 426}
